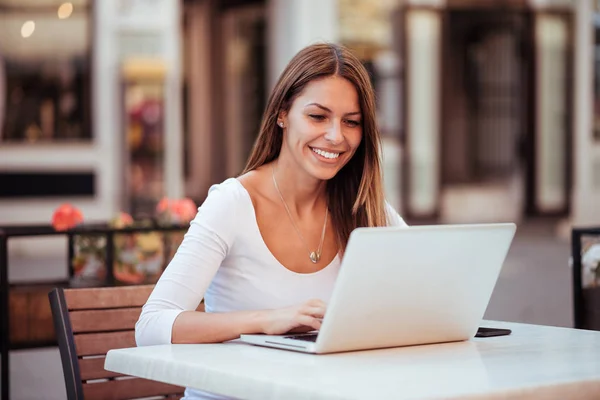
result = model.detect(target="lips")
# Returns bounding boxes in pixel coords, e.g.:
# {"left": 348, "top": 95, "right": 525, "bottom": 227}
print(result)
{"left": 310, "top": 147, "right": 341, "bottom": 160}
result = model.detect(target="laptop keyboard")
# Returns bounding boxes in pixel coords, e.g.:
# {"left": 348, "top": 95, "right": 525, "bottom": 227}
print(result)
{"left": 284, "top": 333, "right": 318, "bottom": 342}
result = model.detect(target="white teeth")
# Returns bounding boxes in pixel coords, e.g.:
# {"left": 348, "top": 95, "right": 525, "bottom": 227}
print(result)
{"left": 312, "top": 148, "right": 340, "bottom": 159}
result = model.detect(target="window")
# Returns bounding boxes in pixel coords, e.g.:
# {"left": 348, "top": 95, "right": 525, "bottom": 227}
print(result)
{"left": 0, "top": 0, "right": 92, "bottom": 143}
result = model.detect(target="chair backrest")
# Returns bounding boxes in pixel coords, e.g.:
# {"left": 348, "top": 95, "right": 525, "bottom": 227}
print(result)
{"left": 49, "top": 285, "right": 184, "bottom": 400}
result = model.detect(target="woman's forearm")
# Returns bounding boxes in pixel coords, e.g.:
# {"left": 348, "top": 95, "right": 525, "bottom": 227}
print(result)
{"left": 171, "top": 309, "right": 265, "bottom": 344}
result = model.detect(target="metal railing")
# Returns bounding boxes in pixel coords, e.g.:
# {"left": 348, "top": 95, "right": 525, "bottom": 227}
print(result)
{"left": 0, "top": 222, "right": 188, "bottom": 400}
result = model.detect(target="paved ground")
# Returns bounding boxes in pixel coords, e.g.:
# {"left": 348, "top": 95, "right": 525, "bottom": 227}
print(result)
{"left": 483, "top": 219, "right": 573, "bottom": 327}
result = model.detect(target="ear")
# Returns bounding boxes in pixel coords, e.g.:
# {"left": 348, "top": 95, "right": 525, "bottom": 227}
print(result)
{"left": 276, "top": 110, "right": 288, "bottom": 128}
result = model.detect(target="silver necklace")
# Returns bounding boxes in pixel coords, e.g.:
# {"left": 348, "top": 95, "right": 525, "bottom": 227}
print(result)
{"left": 271, "top": 165, "right": 328, "bottom": 264}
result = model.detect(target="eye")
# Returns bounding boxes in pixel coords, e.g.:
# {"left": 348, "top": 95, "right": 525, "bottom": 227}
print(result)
{"left": 345, "top": 119, "right": 361, "bottom": 127}
{"left": 309, "top": 114, "right": 326, "bottom": 121}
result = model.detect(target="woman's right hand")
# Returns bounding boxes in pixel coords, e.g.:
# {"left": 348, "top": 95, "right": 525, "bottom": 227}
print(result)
{"left": 259, "top": 299, "right": 326, "bottom": 335}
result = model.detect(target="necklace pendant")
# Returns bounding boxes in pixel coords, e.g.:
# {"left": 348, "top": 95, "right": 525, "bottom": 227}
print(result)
{"left": 309, "top": 251, "right": 320, "bottom": 264}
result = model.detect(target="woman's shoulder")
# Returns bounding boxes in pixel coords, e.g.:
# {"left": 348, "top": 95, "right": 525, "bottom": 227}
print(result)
{"left": 191, "top": 178, "right": 254, "bottom": 242}
{"left": 207, "top": 177, "right": 247, "bottom": 197}
{"left": 200, "top": 177, "right": 250, "bottom": 216}
{"left": 236, "top": 167, "right": 267, "bottom": 192}
{"left": 235, "top": 167, "right": 273, "bottom": 207}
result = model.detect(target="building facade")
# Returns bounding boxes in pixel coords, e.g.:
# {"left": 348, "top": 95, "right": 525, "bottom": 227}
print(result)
{"left": 0, "top": 0, "right": 598, "bottom": 229}
{"left": 400, "top": 0, "right": 599, "bottom": 228}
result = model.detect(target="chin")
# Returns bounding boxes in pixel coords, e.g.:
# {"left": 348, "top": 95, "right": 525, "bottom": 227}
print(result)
{"left": 305, "top": 160, "right": 347, "bottom": 182}
{"left": 312, "top": 169, "right": 339, "bottom": 181}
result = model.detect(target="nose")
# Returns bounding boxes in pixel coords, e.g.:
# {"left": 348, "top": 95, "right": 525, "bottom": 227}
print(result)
{"left": 324, "top": 119, "right": 344, "bottom": 145}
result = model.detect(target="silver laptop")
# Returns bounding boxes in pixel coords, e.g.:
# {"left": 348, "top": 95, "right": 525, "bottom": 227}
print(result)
{"left": 240, "top": 223, "right": 516, "bottom": 354}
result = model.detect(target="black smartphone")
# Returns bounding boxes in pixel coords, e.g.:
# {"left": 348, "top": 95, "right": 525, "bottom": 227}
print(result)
{"left": 475, "top": 327, "right": 512, "bottom": 338}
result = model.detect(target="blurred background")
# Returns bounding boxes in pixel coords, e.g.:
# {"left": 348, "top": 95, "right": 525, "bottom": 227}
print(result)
{"left": 1, "top": 0, "right": 600, "bottom": 398}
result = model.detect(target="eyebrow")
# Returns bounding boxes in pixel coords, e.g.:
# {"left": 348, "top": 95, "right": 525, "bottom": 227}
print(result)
{"left": 305, "top": 103, "right": 361, "bottom": 117}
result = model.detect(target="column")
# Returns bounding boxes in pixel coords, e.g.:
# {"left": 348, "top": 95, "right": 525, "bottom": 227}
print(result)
{"left": 534, "top": 13, "right": 569, "bottom": 213}
{"left": 94, "top": 0, "right": 120, "bottom": 217}
{"left": 404, "top": 8, "right": 442, "bottom": 218}
{"left": 162, "top": 0, "right": 184, "bottom": 199}
{"left": 267, "top": 0, "right": 339, "bottom": 89}
{"left": 184, "top": 0, "right": 215, "bottom": 199}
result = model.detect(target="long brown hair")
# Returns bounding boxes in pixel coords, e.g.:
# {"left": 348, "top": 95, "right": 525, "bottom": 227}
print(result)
{"left": 243, "top": 43, "right": 387, "bottom": 251}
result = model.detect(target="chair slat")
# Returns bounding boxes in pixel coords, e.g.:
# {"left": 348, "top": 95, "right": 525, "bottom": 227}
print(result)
{"left": 82, "top": 378, "right": 183, "bottom": 400}
{"left": 64, "top": 285, "right": 154, "bottom": 310}
{"left": 79, "top": 357, "right": 123, "bottom": 381}
{"left": 75, "top": 331, "right": 136, "bottom": 356}
{"left": 70, "top": 308, "right": 142, "bottom": 333}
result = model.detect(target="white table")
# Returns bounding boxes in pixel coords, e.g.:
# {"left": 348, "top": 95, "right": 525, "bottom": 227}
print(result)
{"left": 105, "top": 321, "right": 600, "bottom": 400}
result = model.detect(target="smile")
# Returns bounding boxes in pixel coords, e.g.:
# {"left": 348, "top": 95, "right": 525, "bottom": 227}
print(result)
{"left": 311, "top": 147, "right": 340, "bottom": 159}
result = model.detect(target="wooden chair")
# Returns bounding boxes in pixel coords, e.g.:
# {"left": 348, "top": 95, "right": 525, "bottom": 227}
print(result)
{"left": 48, "top": 285, "right": 184, "bottom": 399}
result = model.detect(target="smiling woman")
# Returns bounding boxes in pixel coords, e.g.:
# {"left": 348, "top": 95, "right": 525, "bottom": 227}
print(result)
{"left": 136, "top": 43, "right": 408, "bottom": 400}
{"left": 243, "top": 43, "right": 389, "bottom": 251}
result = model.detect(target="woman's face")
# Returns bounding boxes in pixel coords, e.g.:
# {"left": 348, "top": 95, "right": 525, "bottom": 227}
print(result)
{"left": 279, "top": 75, "right": 363, "bottom": 181}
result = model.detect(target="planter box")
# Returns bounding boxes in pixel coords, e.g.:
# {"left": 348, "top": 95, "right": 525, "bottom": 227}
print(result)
{"left": 9, "top": 284, "right": 60, "bottom": 348}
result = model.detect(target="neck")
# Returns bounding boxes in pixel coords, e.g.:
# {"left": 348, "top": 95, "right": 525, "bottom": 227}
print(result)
{"left": 271, "top": 157, "right": 326, "bottom": 217}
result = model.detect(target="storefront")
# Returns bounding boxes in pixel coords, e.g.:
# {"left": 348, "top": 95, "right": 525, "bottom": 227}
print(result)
{"left": 0, "top": 0, "right": 182, "bottom": 226}
{"left": 399, "top": 0, "right": 584, "bottom": 224}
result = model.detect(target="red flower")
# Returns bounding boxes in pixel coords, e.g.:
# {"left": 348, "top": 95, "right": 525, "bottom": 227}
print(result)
{"left": 156, "top": 197, "right": 197, "bottom": 223}
{"left": 156, "top": 197, "right": 171, "bottom": 214}
{"left": 171, "top": 198, "right": 197, "bottom": 223}
{"left": 120, "top": 212, "right": 134, "bottom": 225}
{"left": 52, "top": 203, "right": 84, "bottom": 231}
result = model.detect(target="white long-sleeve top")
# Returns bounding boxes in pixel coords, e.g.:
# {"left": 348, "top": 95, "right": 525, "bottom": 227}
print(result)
{"left": 135, "top": 178, "right": 407, "bottom": 399}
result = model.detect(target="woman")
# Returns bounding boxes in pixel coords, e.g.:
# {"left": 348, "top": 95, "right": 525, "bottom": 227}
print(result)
{"left": 135, "top": 43, "right": 407, "bottom": 399}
